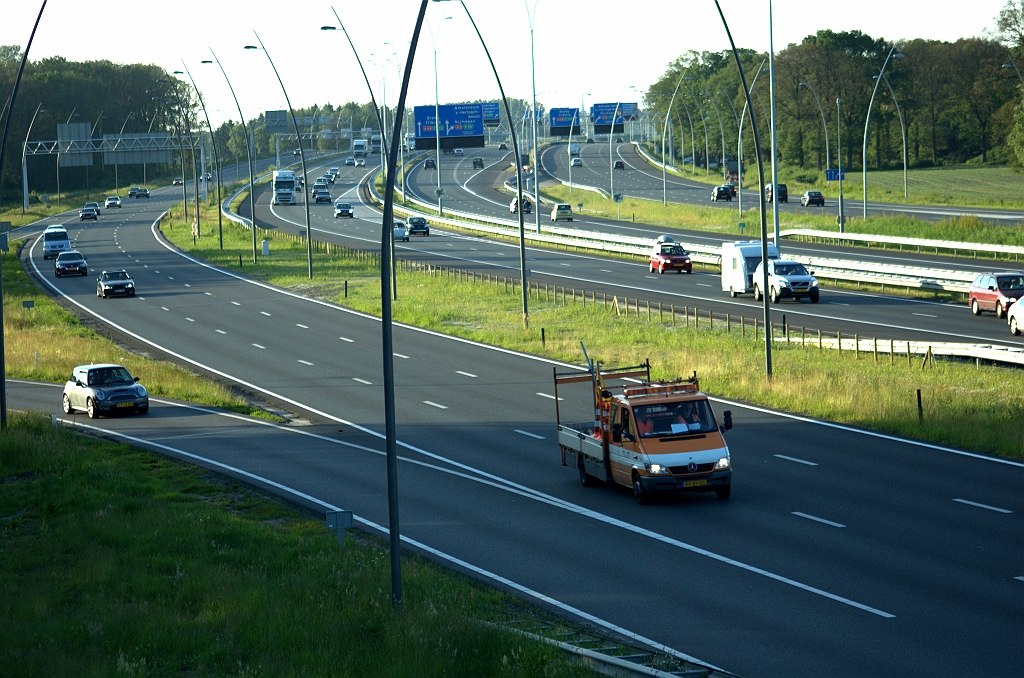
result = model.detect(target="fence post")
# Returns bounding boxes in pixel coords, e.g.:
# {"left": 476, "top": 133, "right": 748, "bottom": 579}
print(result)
{"left": 837, "top": 331, "right": 842, "bottom": 357}
{"left": 741, "top": 316, "right": 745, "bottom": 339}
{"left": 908, "top": 341, "right": 912, "bottom": 367}
{"left": 671, "top": 304, "right": 675, "bottom": 327}
{"left": 855, "top": 334, "right": 859, "bottom": 360}
{"left": 917, "top": 388, "right": 923, "bottom": 422}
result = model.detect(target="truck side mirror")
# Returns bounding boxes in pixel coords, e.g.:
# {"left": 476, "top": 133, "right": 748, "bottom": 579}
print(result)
{"left": 600, "top": 389, "right": 612, "bottom": 399}
{"left": 722, "top": 411, "right": 733, "bottom": 431}
{"left": 611, "top": 423, "right": 622, "bottom": 443}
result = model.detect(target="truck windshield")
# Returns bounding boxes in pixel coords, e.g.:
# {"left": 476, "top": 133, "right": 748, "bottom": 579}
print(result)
{"left": 633, "top": 399, "right": 718, "bottom": 437}
{"left": 274, "top": 180, "right": 294, "bottom": 190}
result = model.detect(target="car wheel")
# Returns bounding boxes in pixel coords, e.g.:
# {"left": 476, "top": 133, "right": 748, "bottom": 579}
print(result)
{"left": 632, "top": 473, "right": 650, "bottom": 505}
{"left": 971, "top": 299, "right": 981, "bottom": 315}
{"left": 1011, "top": 317, "right": 1021, "bottom": 336}
{"left": 425, "top": 231, "right": 429, "bottom": 236}
{"left": 578, "top": 458, "right": 595, "bottom": 487}
{"left": 715, "top": 484, "right": 732, "bottom": 500}
{"left": 62, "top": 393, "right": 74, "bottom": 414}
{"left": 55, "top": 271, "right": 60, "bottom": 278}
{"left": 753, "top": 285, "right": 762, "bottom": 301}
{"left": 649, "top": 264, "right": 655, "bottom": 273}
{"left": 770, "top": 287, "right": 780, "bottom": 303}
{"left": 137, "top": 406, "right": 149, "bottom": 415}
{"left": 129, "top": 290, "right": 135, "bottom": 297}
{"left": 86, "top": 397, "right": 99, "bottom": 419}
{"left": 82, "top": 269, "right": 87, "bottom": 276}
{"left": 996, "top": 303, "right": 1006, "bottom": 319}
{"left": 810, "top": 292, "right": 820, "bottom": 304}
{"left": 659, "top": 266, "right": 665, "bottom": 274}
{"left": 729, "top": 287, "right": 737, "bottom": 298}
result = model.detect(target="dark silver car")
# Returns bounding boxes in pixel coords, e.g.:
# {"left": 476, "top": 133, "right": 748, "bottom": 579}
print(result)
{"left": 96, "top": 270, "right": 136, "bottom": 298}
{"left": 407, "top": 216, "right": 430, "bottom": 236}
{"left": 63, "top": 363, "right": 148, "bottom": 418}
{"left": 334, "top": 202, "right": 354, "bottom": 218}
{"left": 54, "top": 251, "right": 88, "bottom": 277}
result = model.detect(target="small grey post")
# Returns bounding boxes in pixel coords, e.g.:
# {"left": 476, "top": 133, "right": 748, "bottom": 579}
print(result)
{"left": 326, "top": 510, "right": 354, "bottom": 547}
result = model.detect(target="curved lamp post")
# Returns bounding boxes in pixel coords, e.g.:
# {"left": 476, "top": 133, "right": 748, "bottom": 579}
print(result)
{"left": 21, "top": 103, "right": 45, "bottom": 213}
{"left": 179, "top": 60, "right": 224, "bottom": 249}
{"left": 687, "top": 92, "right": 710, "bottom": 175}
{"left": 1002, "top": 55, "right": 1024, "bottom": 86}
{"left": 704, "top": 92, "right": 727, "bottom": 182}
{"left": 525, "top": 0, "right": 541, "bottom": 236}
{"left": 874, "top": 73, "right": 907, "bottom": 198}
{"left": 150, "top": 92, "right": 188, "bottom": 221}
{"left": 660, "top": 72, "right": 692, "bottom": 205}
{"left": 111, "top": 111, "right": 134, "bottom": 197}
{"left": 609, "top": 85, "right": 635, "bottom": 201}
{"left": 678, "top": 96, "right": 696, "bottom": 175}
{"left": 862, "top": 44, "right": 902, "bottom": 218}
{"left": 799, "top": 80, "right": 830, "bottom": 184}
{"left": 203, "top": 50, "right": 257, "bottom": 262}
{"left": 735, "top": 59, "right": 767, "bottom": 216}
{"left": 162, "top": 76, "right": 201, "bottom": 237}
{"left": 712, "top": 0, "right": 773, "bottom": 379}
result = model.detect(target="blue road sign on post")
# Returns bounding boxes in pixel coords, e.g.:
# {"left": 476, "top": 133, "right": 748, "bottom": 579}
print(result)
{"left": 482, "top": 102, "right": 501, "bottom": 125}
{"left": 548, "top": 107, "right": 580, "bottom": 137}
{"left": 825, "top": 169, "right": 846, "bottom": 181}
{"left": 413, "top": 104, "right": 485, "bottom": 149}
{"left": 591, "top": 102, "right": 636, "bottom": 133}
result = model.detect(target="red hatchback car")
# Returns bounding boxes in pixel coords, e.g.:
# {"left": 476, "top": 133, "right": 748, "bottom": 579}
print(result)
{"left": 969, "top": 272, "right": 1024, "bottom": 318}
{"left": 649, "top": 237, "right": 692, "bottom": 274}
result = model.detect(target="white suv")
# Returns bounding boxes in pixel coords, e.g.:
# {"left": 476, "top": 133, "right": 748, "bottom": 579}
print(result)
{"left": 752, "top": 259, "right": 819, "bottom": 303}
{"left": 550, "top": 203, "right": 574, "bottom": 222}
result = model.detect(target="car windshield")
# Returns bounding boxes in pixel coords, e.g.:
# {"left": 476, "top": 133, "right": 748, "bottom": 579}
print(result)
{"left": 997, "top": 275, "right": 1024, "bottom": 291}
{"left": 106, "top": 197, "right": 117, "bottom": 201}
{"left": 660, "top": 244, "right": 687, "bottom": 256}
{"left": 774, "top": 263, "right": 809, "bottom": 276}
{"left": 633, "top": 400, "right": 718, "bottom": 437}
{"left": 408, "top": 218, "right": 425, "bottom": 225}
{"left": 101, "top": 271, "right": 129, "bottom": 281}
{"left": 57, "top": 253, "right": 83, "bottom": 262}
{"left": 44, "top": 231, "right": 69, "bottom": 241}
{"left": 88, "top": 366, "right": 134, "bottom": 386}
{"left": 336, "top": 203, "right": 351, "bottom": 209}
{"left": 807, "top": 192, "right": 822, "bottom": 197}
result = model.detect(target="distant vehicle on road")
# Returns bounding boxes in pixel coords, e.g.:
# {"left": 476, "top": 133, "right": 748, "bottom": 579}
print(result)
{"left": 43, "top": 226, "right": 71, "bottom": 258}
{"left": 752, "top": 259, "right": 819, "bottom": 303}
{"left": 800, "top": 190, "right": 824, "bottom": 207}
{"left": 570, "top": 158, "right": 582, "bottom": 167}
{"left": 329, "top": 167, "right": 340, "bottom": 177}
{"left": 79, "top": 207, "right": 98, "bottom": 221}
{"left": 173, "top": 177, "right": 184, "bottom": 185}
{"left": 407, "top": 216, "right": 430, "bottom": 236}
{"left": 453, "top": 148, "right": 464, "bottom": 156}
{"left": 136, "top": 188, "right": 150, "bottom": 198}
{"left": 54, "top": 250, "right": 88, "bottom": 277}
{"left": 721, "top": 240, "right": 781, "bottom": 297}
{"left": 128, "top": 187, "right": 140, "bottom": 197}
{"left": 586, "top": 137, "right": 594, "bottom": 144}
{"left": 498, "top": 142, "right": 508, "bottom": 150}
{"left": 345, "top": 157, "right": 356, "bottom": 166}
{"left": 393, "top": 220, "right": 410, "bottom": 242}
{"left": 613, "top": 160, "right": 625, "bottom": 170}
{"left": 104, "top": 196, "right": 121, "bottom": 208}
{"left": 568, "top": 142, "right": 580, "bottom": 156}
{"left": 272, "top": 170, "right": 296, "bottom": 205}
{"left": 970, "top": 272, "right": 1024, "bottom": 318}
{"left": 550, "top": 203, "right": 574, "bottom": 222}
{"left": 356, "top": 158, "right": 365, "bottom": 167}
{"left": 649, "top": 236, "right": 692, "bottom": 274}
{"left": 84, "top": 201, "right": 101, "bottom": 213}
{"left": 96, "top": 270, "right": 136, "bottom": 298}
{"left": 711, "top": 185, "right": 732, "bottom": 202}
{"left": 615, "top": 137, "right": 623, "bottom": 142}
{"left": 314, "top": 189, "right": 332, "bottom": 203}
{"left": 472, "top": 157, "right": 485, "bottom": 169}
{"left": 353, "top": 139, "right": 367, "bottom": 157}
{"left": 509, "top": 197, "right": 532, "bottom": 214}
{"left": 334, "top": 202, "right": 354, "bottom": 218}
{"left": 424, "top": 158, "right": 436, "bottom": 169}
{"left": 63, "top": 363, "right": 148, "bottom": 418}
{"left": 765, "top": 183, "right": 788, "bottom": 203}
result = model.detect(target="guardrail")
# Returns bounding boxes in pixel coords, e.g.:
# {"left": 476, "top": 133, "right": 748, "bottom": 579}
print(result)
{"left": 779, "top": 228, "right": 1024, "bottom": 261}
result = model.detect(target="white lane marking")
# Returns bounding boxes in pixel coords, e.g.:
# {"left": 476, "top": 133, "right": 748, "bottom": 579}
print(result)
{"left": 424, "top": 400, "right": 448, "bottom": 409}
{"left": 168, "top": 277, "right": 174, "bottom": 280}
{"left": 185, "top": 317, "right": 194, "bottom": 322}
{"left": 340, "top": 336, "right": 354, "bottom": 342}
{"left": 143, "top": 264, "right": 148, "bottom": 268}
{"left": 261, "top": 311, "right": 271, "bottom": 316}
{"left": 793, "top": 512, "right": 846, "bottom": 528}
{"left": 184, "top": 284, "right": 191, "bottom": 287}
{"left": 138, "top": 297, "right": 145, "bottom": 300}
{"left": 394, "top": 352, "right": 409, "bottom": 359}
{"left": 774, "top": 454, "right": 819, "bottom": 467}
{"left": 1015, "top": 576, "right": 1024, "bottom": 582}
{"left": 154, "top": 270, "right": 160, "bottom": 273}
{"left": 536, "top": 393, "right": 563, "bottom": 401}
{"left": 215, "top": 329, "right": 227, "bottom": 335}
{"left": 353, "top": 377, "right": 372, "bottom": 384}
{"left": 205, "top": 292, "right": 212, "bottom": 296}
{"left": 231, "top": 302, "right": 241, "bottom": 306}
{"left": 697, "top": 283, "right": 712, "bottom": 287}
{"left": 160, "top": 306, "right": 169, "bottom": 311}
{"left": 296, "top": 323, "right": 309, "bottom": 329}
{"left": 252, "top": 343, "right": 266, "bottom": 349}
{"left": 52, "top": 415, "right": 724, "bottom": 674}
{"left": 953, "top": 498, "right": 1013, "bottom": 514}
{"left": 912, "top": 313, "right": 937, "bottom": 318}
{"left": 559, "top": 262, "right": 571, "bottom": 266}
{"left": 828, "top": 301, "right": 849, "bottom": 306}
{"left": 645, "top": 275, "right": 658, "bottom": 279}
{"left": 298, "top": 359, "right": 314, "bottom": 366}
{"left": 515, "top": 429, "right": 545, "bottom": 440}
{"left": 456, "top": 370, "right": 477, "bottom": 378}
{"left": 600, "top": 269, "right": 612, "bottom": 272}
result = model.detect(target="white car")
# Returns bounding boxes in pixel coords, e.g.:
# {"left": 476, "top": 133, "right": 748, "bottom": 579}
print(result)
{"left": 1009, "top": 298, "right": 1024, "bottom": 335}
{"left": 393, "top": 220, "right": 410, "bottom": 242}
{"left": 550, "top": 203, "right": 573, "bottom": 222}
{"left": 453, "top": 148, "right": 464, "bottom": 156}
{"left": 104, "top": 196, "right": 121, "bottom": 208}
{"left": 570, "top": 158, "right": 582, "bottom": 167}
{"left": 752, "top": 259, "right": 819, "bottom": 303}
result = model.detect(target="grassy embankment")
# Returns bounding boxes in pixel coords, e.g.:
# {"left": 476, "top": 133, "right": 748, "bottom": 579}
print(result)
{"left": 0, "top": 180, "right": 172, "bottom": 230}
{"left": 162, "top": 211, "right": 1024, "bottom": 460}
{"left": 0, "top": 411, "right": 600, "bottom": 677}
{"left": 3, "top": 243, "right": 272, "bottom": 419}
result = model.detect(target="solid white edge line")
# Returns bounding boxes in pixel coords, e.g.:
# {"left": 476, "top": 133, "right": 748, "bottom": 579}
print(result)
{"left": 45, "top": 414, "right": 724, "bottom": 674}
{"left": 774, "top": 454, "right": 819, "bottom": 467}
{"left": 792, "top": 512, "right": 847, "bottom": 528}
{"left": 352, "top": 378, "right": 372, "bottom": 384}
{"left": 514, "top": 429, "right": 545, "bottom": 440}
{"left": 952, "top": 498, "right": 1013, "bottom": 514}
{"left": 456, "top": 370, "right": 478, "bottom": 378}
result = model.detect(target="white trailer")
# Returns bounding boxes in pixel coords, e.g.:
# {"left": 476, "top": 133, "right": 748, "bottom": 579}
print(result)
{"left": 720, "top": 240, "right": 780, "bottom": 297}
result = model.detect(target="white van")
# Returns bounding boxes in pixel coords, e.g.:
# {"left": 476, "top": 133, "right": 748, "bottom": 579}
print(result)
{"left": 720, "top": 240, "right": 780, "bottom": 297}
{"left": 42, "top": 226, "right": 71, "bottom": 260}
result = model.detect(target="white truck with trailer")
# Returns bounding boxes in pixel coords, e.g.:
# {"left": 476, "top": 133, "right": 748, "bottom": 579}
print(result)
{"left": 554, "top": 359, "right": 733, "bottom": 504}
{"left": 271, "top": 170, "right": 296, "bottom": 205}
{"left": 720, "top": 240, "right": 780, "bottom": 298}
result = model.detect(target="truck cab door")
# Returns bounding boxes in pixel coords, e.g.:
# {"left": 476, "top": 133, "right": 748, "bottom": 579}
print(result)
{"left": 610, "top": 406, "right": 640, "bottom": 486}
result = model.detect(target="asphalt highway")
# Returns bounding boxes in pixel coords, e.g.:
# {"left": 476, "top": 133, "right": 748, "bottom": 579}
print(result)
{"left": 17, "top": 182, "right": 1023, "bottom": 677}
{"left": 243, "top": 151, "right": 1023, "bottom": 349}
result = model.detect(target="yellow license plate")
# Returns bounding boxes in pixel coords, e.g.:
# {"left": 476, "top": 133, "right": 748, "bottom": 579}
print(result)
{"left": 116, "top": 402, "right": 134, "bottom": 408}
{"left": 683, "top": 479, "right": 707, "bottom": 488}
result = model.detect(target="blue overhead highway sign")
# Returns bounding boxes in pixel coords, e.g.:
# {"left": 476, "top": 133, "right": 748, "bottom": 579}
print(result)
{"left": 548, "top": 107, "right": 580, "bottom": 137}
{"left": 413, "top": 104, "right": 485, "bottom": 149}
{"left": 482, "top": 102, "right": 501, "bottom": 125}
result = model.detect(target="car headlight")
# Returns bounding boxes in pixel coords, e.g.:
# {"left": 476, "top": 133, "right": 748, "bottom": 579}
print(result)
{"left": 811, "top": 279, "right": 818, "bottom": 287}
{"left": 778, "top": 280, "right": 789, "bottom": 287}
{"left": 94, "top": 390, "right": 106, "bottom": 400}
{"left": 127, "top": 283, "right": 134, "bottom": 287}
{"left": 714, "top": 456, "right": 731, "bottom": 470}
{"left": 648, "top": 463, "right": 670, "bottom": 475}
{"left": 136, "top": 386, "right": 147, "bottom": 397}
{"left": 102, "top": 285, "right": 111, "bottom": 289}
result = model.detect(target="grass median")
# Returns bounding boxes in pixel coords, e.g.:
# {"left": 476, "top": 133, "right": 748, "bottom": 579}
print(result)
{"left": 0, "top": 411, "right": 600, "bottom": 677}
{"left": 5, "top": 243, "right": 272, "bottom": 419}
{"left": 163, "top": 213, "right": 1024, "bottom": 460}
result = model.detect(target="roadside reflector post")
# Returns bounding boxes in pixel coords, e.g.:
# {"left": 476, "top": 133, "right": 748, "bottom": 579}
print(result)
{"left": 916, "top": 389, "right": 923, "bottom": 422}
{"left": 855, "top": 334, "right": 859, "bottom": 359}
{"left": 326, "top": 510, "right": 354, "bottom": 548}
{"left": 541, "top": 328, "right": 545, "bottom": 347}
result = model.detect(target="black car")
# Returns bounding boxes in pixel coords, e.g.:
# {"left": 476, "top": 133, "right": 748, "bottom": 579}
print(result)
{"left": 136, "top": 188, "right": 150, "bottom": 198}
{"left": 55, "top": 251, "right": 88, "bottom": 277}
{"left": 96, "top": 270, "right": 135, "bottom": 298}
{"left": 424, "top": 158, "right": 436, "bottom": 169}
{"left": 765, "top": 183, "right": 789, "bottom": 203}
{"left": 498, "top": 142, "right": 508, "bottom": 150}
{"left": 407, "top": 216, "right": 430, "bottom": 236}
{"left": 615, "top": 137, "right": 623, "bottom": 143}
{"left": 613, "top": 160, "right": 625, "bottom": 170}
{"left": 711, "top": 185, "right": 733, "bottom": 202}
{"left": 472, "top": 158, "right": 484, "bottom": 169}
{"left": 586, "top": 137, "right": 594, "bottom": 144}
{"left": 128, "top": 187, "right": 140, "bottom": 197}
{"left": 314, "top": 190, "right": 332, "bottom": 203}
{"left": 800, "top": 190, "right": 825, "bottom": 207}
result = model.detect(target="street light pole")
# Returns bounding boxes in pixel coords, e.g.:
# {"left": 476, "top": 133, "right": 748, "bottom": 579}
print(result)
{"left": 205, "top": 49, "right": 257, "bottom": 263}
{"left": 875, "top": 73, "right": 907, "bottom": 198}
{"left": 862, "top": 43, "right": 902, "bottom": 218}
{"left": 768, "top": 0, "right": 781, "bottom": 244}
{"left": 246, "top": 33, "right": 313, "bottom": 279}
{"left": 661, "top": 72, "right": 690, "bottom": 205}
{"left": 799, "top": 80, "right": 830, "bottom": 184}
{"left": 736, "top": 60, "right": 767, "bottom": 216}
{"left": 21, "top": 103, "right": 44, "bottom": 213}
{"left": 162, "top": 76, "right": 200, "bottom": 238}
{"left": 837, "top": 97, "right": 845, "bottom": 231}
{"left": 686, "top": 93, "right": 710, "bottom": 176}
{"left": 705, "top": 93, "right": 727, "bottom": 182}
{"left": 678, "top": 97, "right": 696, "bottom": 175}
{"left": 112, "top": 111, "right": 134, "bottom": 197}
{"left": 526, "top": 0, "right": 541, "bottom": 235}
{"left": 609, "top": 85, "right": 635, "bottom": 203}
{"left": 181, "top": 60, "right": 224, "bottom": 249}
{"left": 1003, "top": 56, "right": 1024, "bottom": 86}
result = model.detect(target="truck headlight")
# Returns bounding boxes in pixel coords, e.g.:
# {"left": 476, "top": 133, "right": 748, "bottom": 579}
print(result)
{"left": 714, "top": 456, "right": 731, "bottom": 470}
{"left": 648, "top": 463, "right": 670, "bottom": 475}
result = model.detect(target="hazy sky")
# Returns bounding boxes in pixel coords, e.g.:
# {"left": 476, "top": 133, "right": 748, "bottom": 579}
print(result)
{"left": 0, "top": 0, "right": 1011, "bottom": 129}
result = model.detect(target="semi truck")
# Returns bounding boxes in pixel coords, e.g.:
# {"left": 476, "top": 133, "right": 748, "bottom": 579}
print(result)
{"left": 271, "top": 170, "right": 296, "bottom": 205}
{"left": 554, "top": 359, "right": 733, "bottom": 504}
{"left": 370, "top": 134, "right": 382, "bottom": 154}
{"left": 352, "top": 139, "right": 367, "bottom": 157}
